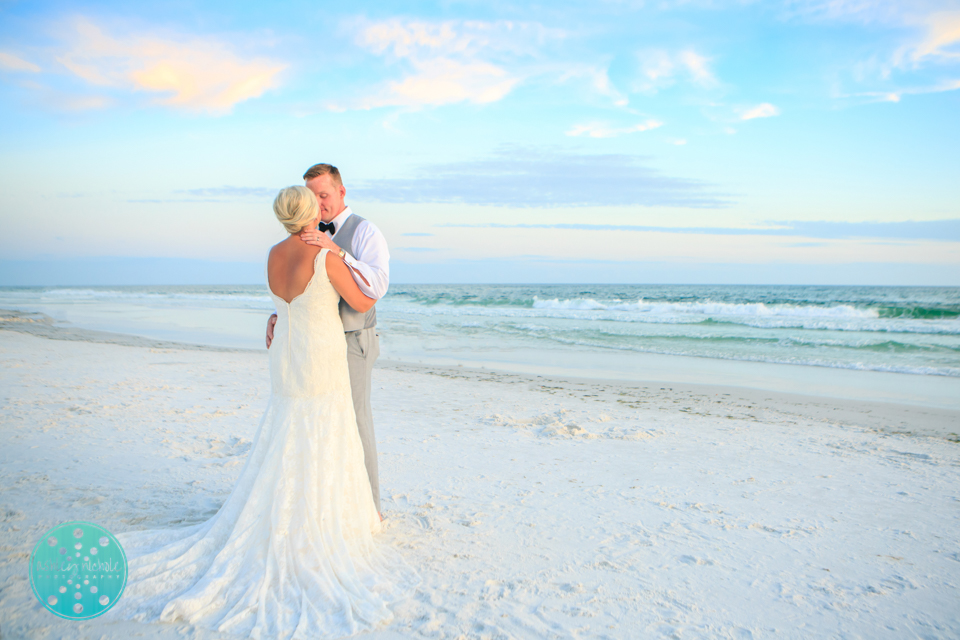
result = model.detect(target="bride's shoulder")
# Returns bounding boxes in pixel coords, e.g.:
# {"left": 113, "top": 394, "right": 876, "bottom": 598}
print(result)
{"left": 268, "top": 238, "right": 295, "bottom": 261}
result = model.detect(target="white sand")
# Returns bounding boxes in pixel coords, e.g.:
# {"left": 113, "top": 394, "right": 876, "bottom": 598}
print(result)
{"left": 1, "top": 329, "right": 959, "bottom": 639}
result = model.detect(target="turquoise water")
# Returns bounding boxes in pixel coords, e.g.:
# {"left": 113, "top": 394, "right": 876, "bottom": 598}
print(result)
{"left": 1, "top": 284, "right": 958, "bottom": 377}
{"left": 382, "top": 284, "right": 960, "bottom": 377}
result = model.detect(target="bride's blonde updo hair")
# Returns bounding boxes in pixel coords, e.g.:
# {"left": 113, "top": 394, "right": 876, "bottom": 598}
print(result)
{"left": 273, "top": 186, "right": 319, "bottom": 234}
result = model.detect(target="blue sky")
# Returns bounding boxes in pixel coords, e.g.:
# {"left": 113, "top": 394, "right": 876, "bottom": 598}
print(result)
{"left": 0, "top": 0, "right": 958, "bottom": 285}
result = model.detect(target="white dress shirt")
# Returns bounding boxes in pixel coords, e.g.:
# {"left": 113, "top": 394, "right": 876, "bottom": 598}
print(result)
{"left": 326, "top": 206, "right": 390, "bottom": 300}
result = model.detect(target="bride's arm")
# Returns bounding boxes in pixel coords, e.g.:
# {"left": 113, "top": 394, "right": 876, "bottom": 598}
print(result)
{"left": 325, "top": 252, "right": 376, "bottom": 313}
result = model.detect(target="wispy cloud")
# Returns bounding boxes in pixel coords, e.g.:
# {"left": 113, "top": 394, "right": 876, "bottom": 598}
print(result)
{"left": 364, "top": 58, "right": 517, "bottom": 108}
{"left": 127, "top": 198, "right": 223, "bottom": 204}
{"left": 635, "top": 48, "right": 719, "bottom": 92}
{"left": 177, "top": 187, "right": 279, "bottom": 198}
{"left": 16, "top": 81, "right": 113, "bottom": 110}
{"left": 783, "top": 0, "right": 960, "bottom": 30}
{"left": 776, "top": 219, "right": 960, "bottom": 240}
{"left": 355, "top": 18, "right": 554, "bottom": 58}
{"left": 438, "top": 219, "right": 960, "bottom": 241}
{"left": 844, "top": 77, "right": 960, "bottom": 103}
{"left": 678, "top": 50, "right": 717, "bottom": 86}
{"left": 790, "top": 2, "right": 960, "bottom": 100}
{"left": 351, "top": 147, "right": 730, "bottom": 208}
{"left": 344, "top": 18, "right": 561, "bottom": 109}
{"left": 565, "top": 119, "right": 663, "bottom": 138}
{"left": 782, "top": 0, "right": 909, "bottom": 23}
{"left": 557, "top": 64, "right": 629, "bottom": 106}
{"left": 0, "top": 52, "right": 41, "bottom": 73}
{"left": 897, "top": 11, "right": 960, "bottom": 65}
{"left": 128, "top": 186, "right": 279, "bottom": 204}
{"left": 739, "top": 103, "right": 780, "bottom": 120}
{"left": 51, "top": 18, "right": 285, "bottom": 114}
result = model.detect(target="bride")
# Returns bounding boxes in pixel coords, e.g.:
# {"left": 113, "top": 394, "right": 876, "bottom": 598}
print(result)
{"left": 104, "top": 186, "right": 419, "bottom": 638}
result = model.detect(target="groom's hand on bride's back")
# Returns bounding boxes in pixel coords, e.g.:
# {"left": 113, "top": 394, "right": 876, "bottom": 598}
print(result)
{"left": 266, "top": 313, "right": 278, "bottom": 349}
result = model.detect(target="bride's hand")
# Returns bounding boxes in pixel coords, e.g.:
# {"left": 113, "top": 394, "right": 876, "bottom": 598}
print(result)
{"left": 299, "top": 229, "right": 340, "bottom": 252}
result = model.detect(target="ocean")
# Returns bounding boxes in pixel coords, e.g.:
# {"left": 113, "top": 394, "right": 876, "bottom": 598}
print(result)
{"left": 2, "top": 284, "right": 957, "bottom": 373}
{"left": 2, "top": 283, "right": 959, "bottom": 406}
{"left": 382, "top": 284, "right": 960, "bottom": 377}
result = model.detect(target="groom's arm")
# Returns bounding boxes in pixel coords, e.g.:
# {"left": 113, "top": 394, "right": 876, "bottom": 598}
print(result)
{"left": 340, "top": 220, "right": 389, "bottom": 300}
{"left": 266, "top": 313, "right": 277, "bottom": 348}
{"left": 301, "top": 221, "right": 389, "bottom": 300}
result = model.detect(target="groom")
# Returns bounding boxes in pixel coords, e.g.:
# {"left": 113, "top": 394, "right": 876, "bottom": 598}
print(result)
{"left": 266, "top": 163, "right": 390, "bottom": 519}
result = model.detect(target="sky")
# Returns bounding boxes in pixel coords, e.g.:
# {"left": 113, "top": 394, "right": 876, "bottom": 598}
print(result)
{"left": 0, "top": 0, "right": 958, "bottom": 285}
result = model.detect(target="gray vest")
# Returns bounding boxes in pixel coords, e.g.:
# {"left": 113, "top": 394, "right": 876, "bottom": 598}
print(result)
{"left": 333, "top": 214, "right": 377, "bottom": 332}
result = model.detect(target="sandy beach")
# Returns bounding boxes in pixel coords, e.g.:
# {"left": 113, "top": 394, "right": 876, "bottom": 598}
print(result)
{"left": 1, "top": 325, "right": 959, "bottom": 639}
{"left": 3, "top": 0, "right": 960, "bottom": 634}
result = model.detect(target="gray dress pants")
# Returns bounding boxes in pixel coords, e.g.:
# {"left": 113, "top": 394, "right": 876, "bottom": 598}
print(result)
{"left": 345, "top": 326, "right": 380, "bottom": 513}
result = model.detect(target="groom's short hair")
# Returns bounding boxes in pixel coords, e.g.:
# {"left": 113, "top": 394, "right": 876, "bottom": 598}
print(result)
{"left": 303, "top": 163, "right": 342, "bottom": 186}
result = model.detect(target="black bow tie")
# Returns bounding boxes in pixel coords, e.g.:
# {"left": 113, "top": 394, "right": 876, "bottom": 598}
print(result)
{"left": 317, "top": 221, "right": 336, "bottom": 234}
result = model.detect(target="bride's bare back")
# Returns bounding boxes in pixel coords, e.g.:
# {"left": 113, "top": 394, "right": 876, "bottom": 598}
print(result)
{"left": 268, "top": 235, "right": 376, "bottom": 312}
{"left": 267, "top": 237, "right": 322, "bottom": 304}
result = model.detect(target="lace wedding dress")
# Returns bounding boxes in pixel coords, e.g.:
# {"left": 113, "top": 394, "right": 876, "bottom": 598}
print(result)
{"left": 104, "top": 247, "right": 419, "bottom": 639}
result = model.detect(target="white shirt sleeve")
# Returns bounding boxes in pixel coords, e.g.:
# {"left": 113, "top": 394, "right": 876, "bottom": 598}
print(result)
{"left": 339, "top": 219, "right": 390, "bottom": 300}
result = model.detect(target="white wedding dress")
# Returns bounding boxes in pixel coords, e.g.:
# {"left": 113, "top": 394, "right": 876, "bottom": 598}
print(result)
{"left": 104, "top": 248, "right": 418, "bottom": 639}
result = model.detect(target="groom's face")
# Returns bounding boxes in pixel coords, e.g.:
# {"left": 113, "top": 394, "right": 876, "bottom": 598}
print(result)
{"left": 305, "top": 174, "right": 346, "bottom": 223}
